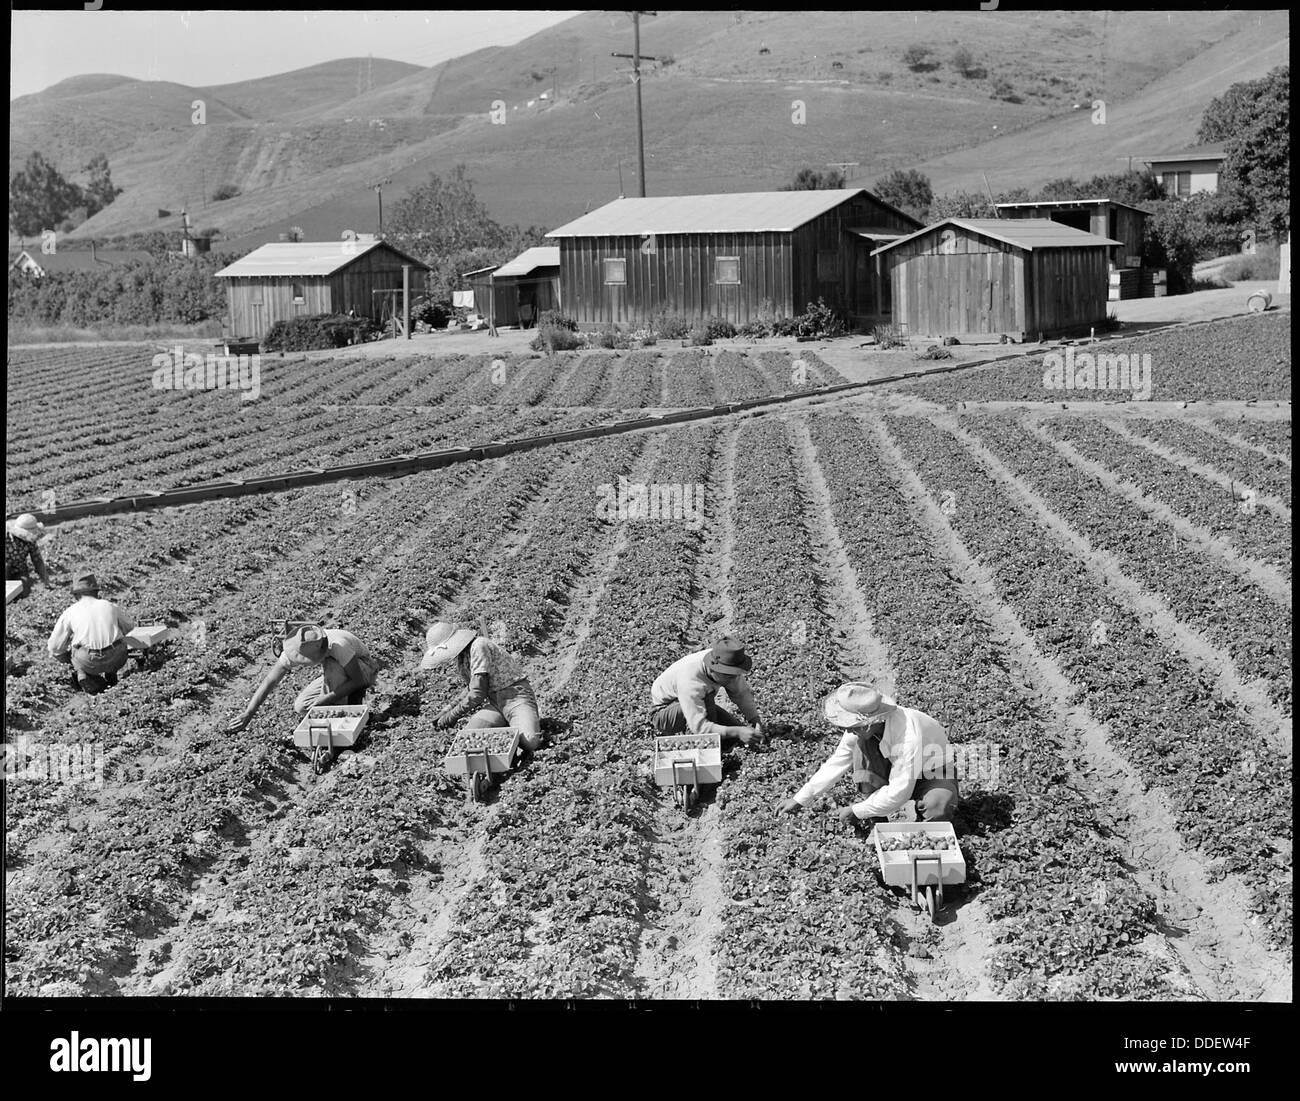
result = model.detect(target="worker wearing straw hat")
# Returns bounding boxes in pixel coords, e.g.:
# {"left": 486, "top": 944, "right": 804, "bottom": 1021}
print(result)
{"left": 47, "top": 572, "right": 135, "bottom": 694}
{"left": 650, "top": 638, "right": 766, "bottom": 746}
{"left": 420, "top": 622, "right": 544, "bottom": 752}
{"left": 225, "top": 626, "right": 381, "bottom": 733}
{"left": 6, "top": 513, "right": 52, "bottom": 596}
{"left": 776, "top": 684, "right": 958, "bottom": 824}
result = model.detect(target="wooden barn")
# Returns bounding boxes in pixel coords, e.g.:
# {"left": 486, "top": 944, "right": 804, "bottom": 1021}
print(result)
{"left": 215, "top": 239, "right": 431, "bottom": 339}
{"left": 871, "top": 218, "right": 1120, "bottom": 342}
{"left": 463, "top": 246, "right": 560, "bottom": 328}
{"left": 544, "top": 189, "right": 921, "bottom": 329}
{"left": 994, "top": 198, "right": 1149, "bottom": 268}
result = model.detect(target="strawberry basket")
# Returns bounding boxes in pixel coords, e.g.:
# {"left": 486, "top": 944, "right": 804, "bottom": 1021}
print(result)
{"left": 442, "top": 726, "right": 524, "bottom": 803}
{"left": 652, "top": 733, "right": 722, "bottom": 811}
{"left": 293, "top": 704, "right": 371, "bottom": 774}
{"left": 871, "top": 821, "right": 966, "bottom": 920}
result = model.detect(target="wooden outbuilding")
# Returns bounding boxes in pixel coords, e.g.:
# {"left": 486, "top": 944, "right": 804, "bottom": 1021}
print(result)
{"left": 871, "top": 218, "right": 1120, "bottom": 342}
{"left": 464, "top": 246, "right": 561, "bottom": 328}
{"left": 215, "top": 238, "right": 431, "bottom": 339}
{"left": 544, "top": 189, "right": 921, "bottom": 329}
{"left": 994, "top": 198, "right": 1149, "bottom": 268}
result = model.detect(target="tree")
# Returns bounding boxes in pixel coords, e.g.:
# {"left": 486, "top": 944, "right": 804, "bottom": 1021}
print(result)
{"left": 1037, "top": 169, "right": 1163, "bottom": 206}
{"left": 9, "top": 151, "right": 84, "bottom": 236}
{"left": 902, "top": 44, "right": 938, "bottom": 72}
{"left": 873, "top": 168, "right": 933, "bottom": 222}
{"left": 780, "top": 166, "right": 846, "bottom": 191}
{"left": 951, "top": 47, "right": 985, "bottom": 79}
{"left": 80, "top": 152, "right": 123, "bottom": 216}
{"left": 930, "top": 190, "right": 996, "bottom": 220}
{"left": 1144, "top": 193, "right": 1243, "bottom": 294}
{"left": 1201, "top": 66, "right": 1289, "bottom": 239}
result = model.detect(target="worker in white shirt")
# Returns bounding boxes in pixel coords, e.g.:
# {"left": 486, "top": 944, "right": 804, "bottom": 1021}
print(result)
{"left": 47, "top": 572, "right": 136, "bottom": 695}
{"left": 776, "top": 684, "right": 958, "bottom": 824}
{"left": 650, "top": 638, "right": 765, "bottom": 746}
{"left": 225, "top": 625, "right": 381, "bottom": 733}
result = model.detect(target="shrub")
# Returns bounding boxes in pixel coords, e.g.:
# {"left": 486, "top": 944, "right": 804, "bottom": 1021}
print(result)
{"left": 529, "top": 321, "right": 583, "bottom": 352}
{"left": 873, "top": 323, "right": 907, "bottom": 349}
{"left": 915, "top": 344, "right": 953, "bottom": 360}
{"left": 412, "top": 297, "right": 452, "bottom": 328}
{"left": 688, "top": 327, "right": 713, "bottom": 346}
{"left": 902, "top": 44, "right": 938, "bottom": 72}
{"left": 704, "top": 316, "right": 737, "bottom": 341}
{"left": 739, "top": 317, "right": 773, "bottom": 340}
{"left": 630, "top": 328, "right": 657, "bottom": 346}
{"left": 1098, "top": 309, "right": 1122, "bottom": 333}
{"left": 536, "top": 309, "right": 577, "bottom": 331}
{"left": 211, "top": 183, "right": 242, "bottom": 202}
{"left": 952, "top": 47, "right": 986, "bottom": 79}
{"left": 262, "top": 313, "right": 376, "bottom": 351}
{"left": 649, "top": 311, "right": 692, "bottom": 340}
{"left": 594, "top": 323, "right": 632, "bottom": 349}
{"left": 794, "top": 298, "right": 845, "bottom": 340}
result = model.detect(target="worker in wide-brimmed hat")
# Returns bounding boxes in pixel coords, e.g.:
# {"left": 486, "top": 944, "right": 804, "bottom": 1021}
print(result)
{"left": 6, "top": 513, "right": 52, "bottom": 596}
{"left": 777, "top": 684, "right": 958, "bottom": 823}
{"left": 47, "top": 572, "right": 135, "bottom": 694}
{"left": 650, "top": 638, "right": 765, "bottom": 746}
{"left": 420, "top": 622, "right": 544, "bottom": 752}
{"left": 226, "top": 625, "right": 381, "bottom": 733}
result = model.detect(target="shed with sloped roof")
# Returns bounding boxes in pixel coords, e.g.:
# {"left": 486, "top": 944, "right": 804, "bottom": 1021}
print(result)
{"left": 870, "top": 218, "right": 1121, "bottom": 341}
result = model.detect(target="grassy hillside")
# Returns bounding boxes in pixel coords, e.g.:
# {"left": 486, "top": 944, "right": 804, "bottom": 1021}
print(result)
{"left": 8, "top": 9, "right": 1288, "bottom": 251}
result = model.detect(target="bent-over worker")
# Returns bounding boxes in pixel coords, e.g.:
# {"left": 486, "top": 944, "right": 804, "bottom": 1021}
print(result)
{"left": 226, "top": 625, "right": 380, "bottom": 733}
{"left": 777, "top": 684, "right": 958, "bottom": 824}
{"left": 7, "top": 513, "right": 52, "bottom": 596}
{"left": 420, "top": 622, "right": 544, "bottom": 751}
{"left": 650, "top": 638, "right": 765, "bottom": 747}
{"left": 47, "top": 572, "right": 134, "bottom": 695}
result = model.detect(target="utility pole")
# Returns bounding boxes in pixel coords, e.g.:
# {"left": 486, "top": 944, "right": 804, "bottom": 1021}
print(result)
{"left": 612, "top": 11, "right": 656, "bottom": 197}
{"left": 369, "top": 177, "right": 392, "bottom": 236}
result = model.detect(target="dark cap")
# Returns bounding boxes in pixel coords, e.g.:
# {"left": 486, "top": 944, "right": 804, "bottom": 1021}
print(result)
{"left": 71, "top": 572, "right": 100, "bottom": 596}
{"left": 707, "top": 637, "right": 752, "bottom": 676}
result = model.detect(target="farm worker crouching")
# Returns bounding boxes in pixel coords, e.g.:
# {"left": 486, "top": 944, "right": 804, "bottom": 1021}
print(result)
{"left": 420, "top": 622, "right": 544, "bottom": 751}
{"left": 7, "top": 513, "right": 52, "bottom": 596}
{"left": 650, "top": 638, "right": 765, "bottom": 747}
{"left": 776, "top": 684, "right": 958, "bottom": 824}
{"left": 225, "top": 626, "right": 381, "bottom": 733}
{"left": 47, "top": 572, "right": 135, "bottom": 695}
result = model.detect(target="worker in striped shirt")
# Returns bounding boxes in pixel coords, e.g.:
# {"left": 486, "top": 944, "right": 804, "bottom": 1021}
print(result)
{"left": 650, "top": 638, "right": 765, "bottom": 746}
{"left": 777, "top": 684, "right": 959, "bottom": 824}
{"left": 6, "top": 513, "right": 52, "bottom": 596}
{"left": 226, "top": 625, "right": 381, "bottom": 733}
{"left": 47, "top": 573, "right": 135, "bottom": 695}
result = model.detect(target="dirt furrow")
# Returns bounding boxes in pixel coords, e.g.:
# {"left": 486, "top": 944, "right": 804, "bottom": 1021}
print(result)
{"left": 873, "top": 418, "right": 1287, "bottom": 1001}
{"left": 938, "top": 413, "right": 1292, "bottom": 753}
{"left": 1198, "top": 419, "right": 1293, "bottom": 467}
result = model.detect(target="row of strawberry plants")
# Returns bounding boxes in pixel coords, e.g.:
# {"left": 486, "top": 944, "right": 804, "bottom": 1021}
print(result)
{"left": 1213, "top": 418, "right": 1292, "bottom": 461}
{"left": 885, "top": 413, "right": 1292, "bottom": 950}
{"left": 425, "top": 427, "right": 714, "bottom": 997}
{"left": 807, "top": 412, "right": 1171, "bottom": 999}
{"left": 713, "top": 417, "right": 910, "bottom": 999}
{"left": 546, "top": 351, "right": 619, "bottom": 407}
{"left": 753, "top": 348, "right": 846, "bottom": 389}
{"left": 661, "top": 349, "right": 719, "bottom": 407}
{"left": 962, "top": 414, "right": 1292, "bottom": 709}
{"left": 1129, "top": 418, "right": 1293, "bottom": 509}
{"left": 1043, "top": 416, "right": 1291, "bottom": 576}
{"left": 592, "top": 349, "right": 664, "bottom": 408}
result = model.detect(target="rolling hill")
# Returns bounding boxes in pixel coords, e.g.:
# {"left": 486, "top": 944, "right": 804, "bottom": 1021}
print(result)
{"left": 8, "top": 10, "right": 1288, "bottom": 253}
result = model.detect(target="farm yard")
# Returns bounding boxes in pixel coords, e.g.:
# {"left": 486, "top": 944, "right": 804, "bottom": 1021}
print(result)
{"left": 3, "top": 311, "right": 1291, "bottom": 1002}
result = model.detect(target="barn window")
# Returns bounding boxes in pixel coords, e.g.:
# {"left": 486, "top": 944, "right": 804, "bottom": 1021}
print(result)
{"left": 817, "top": 250, "right": 839, "bottom": 281}
{"left": 1163, "top": 171, "right": 1191, "bottom": 199}
{"left": 603, "top": 258, "right": 627, "bottom": 285}
{"left": 715, "top": 257, "right": 740, "bottom": 284}
{"left": 291, "top": 281, "right": 305, "bottom": 303}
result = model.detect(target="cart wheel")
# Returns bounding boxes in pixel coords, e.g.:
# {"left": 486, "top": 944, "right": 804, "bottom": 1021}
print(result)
{"left": 684, "top": 785, "right": 697, "bottom": 810}
{"left": 469, "top": 772, "right": 493, "bottom": 803}
{"left": 312, "top": 746, "right": 325, "bottom": 775}
{"left": 924, "top": 885, "right": 937, "bottom": 920}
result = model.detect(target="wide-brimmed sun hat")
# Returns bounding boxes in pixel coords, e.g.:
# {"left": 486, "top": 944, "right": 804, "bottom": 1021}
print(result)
{"left": 8, "top": 514, "right": 45, "bottom": 543}
{"left": 71, "top": 572, "right": 101, "bottom": 597}
{"left": 824, "top": 683, "right": 897, "bottom": 728}
{"left": 282, "top": 625, "right": 330, "bottom": 668}
{"left": 420, "top": 621, "right": 477, "bottom": 670}
{"left": 706, "top": 637, "right": 753, "bottom": 677}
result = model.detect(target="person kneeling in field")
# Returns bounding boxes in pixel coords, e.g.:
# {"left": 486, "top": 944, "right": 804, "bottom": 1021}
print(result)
{"left": 226, "top": 626, "right": 381, "bottom": 733}
{"left": 7, "top": 513, "right": 53, "bottom": 597}
{"left": 776, "top": 684, "right": 958, "bottom": 824}
{"left": 47, "top": 572, "right": 135, "bottom": 694}
{"left": 421, "top": 622, "right": 545, "bottom": 752}
{"left": 650, "top": 638, "right": 765, "bottom": 747}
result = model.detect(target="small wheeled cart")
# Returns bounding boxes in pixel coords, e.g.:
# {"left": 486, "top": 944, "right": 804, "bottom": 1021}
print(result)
{"left": 443, "top": 726, "right": 523, "bottom": 803}
{"left": 293, "top": 704, "right": 372, "bottom": 775}
{"left": 872, "top": 821, "right": 967, "bottom": 921}
{"left": 652, "top": 734, "right": 722, "bottom": 811}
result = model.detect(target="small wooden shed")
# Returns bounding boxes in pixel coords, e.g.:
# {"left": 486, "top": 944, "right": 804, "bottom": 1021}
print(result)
{"left": 871, "top": 218, "right": 1120, "bottom": 342}
{"left": 994, "top": 198, "right": 1149, "bottom": 268}
{"left": 215, "top": 239, "right": 431, "bottom": 339}
{"left": 464, "top": 246, "right": 561, "bottom": 328}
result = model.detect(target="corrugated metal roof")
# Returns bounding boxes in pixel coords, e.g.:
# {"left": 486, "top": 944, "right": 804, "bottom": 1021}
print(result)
{"left": 546, "top": 189, "right": 868, "bottom": 237}
{"left": 871, "top": 218, "right": 1121, "bottom": 256}
{"left": 493, "top": 246, "right": 560, "bottom": 277}
{"left": 214, "top": 240, "right": 430, "bottom": 278}
{"left": 995, "top": 198, "right": 1151, "bottom": 215}
{"left": 1138, "top": 143, "right": 1226, "bottom": 162}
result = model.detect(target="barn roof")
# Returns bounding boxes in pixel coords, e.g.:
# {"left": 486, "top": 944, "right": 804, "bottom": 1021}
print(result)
{"left": 214, "top": 239, "right": 430, "bottom": 278}
{"left": 493, "top": 246, "right": 560, "bottom": 277}
{"left": 547, "top": 189, "right": 883, "bottom": 237}
{"left": 994, "top": 198, "right": 1151, "bottom": 215}
{"left": 871, "top": 218, "right": 1121, "bottom": 256}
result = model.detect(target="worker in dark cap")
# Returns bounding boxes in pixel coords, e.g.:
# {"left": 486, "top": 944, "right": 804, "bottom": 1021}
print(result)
{"left": 649, "top": 638, "right": 765, "bottom": 746}
{"left": 225, "top": 625, "right": 381, "bottom": 733}
{"left": 47, "top": 572, "right": 135, "bottom": 694}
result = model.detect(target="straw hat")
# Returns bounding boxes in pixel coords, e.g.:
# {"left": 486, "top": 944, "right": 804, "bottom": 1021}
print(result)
{"left": 824, "top": 683, "right": 897, "bottom": 728}
{"left": 420, "top": 621, "right": 476, "bottom": 670}
{"left": 71, "top": 572, "right": 101, "bottom": 597}
{"left": 706, "top": 637, "right": 753, "bottom": 677}
{"left": 282, "top": 625, "right": 330, "bottom": 668}
{"left": 7, "top": 514, "right": 44, "bottom": 543}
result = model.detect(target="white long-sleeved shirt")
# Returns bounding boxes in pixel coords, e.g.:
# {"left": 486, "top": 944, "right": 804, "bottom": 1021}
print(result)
{"left": 792, "top": 706, "right": 951, "bottom": 819}
{"left": 650, "top": 649, "right": 760, "bottom": 736}
{"left": 47, "top": 597, "right": 135, "bottom": 656}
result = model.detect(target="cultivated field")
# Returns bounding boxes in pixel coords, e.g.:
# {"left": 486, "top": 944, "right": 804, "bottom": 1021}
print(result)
{"left": 4, "top": 312, "right": 1291, "bottom": 1000}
